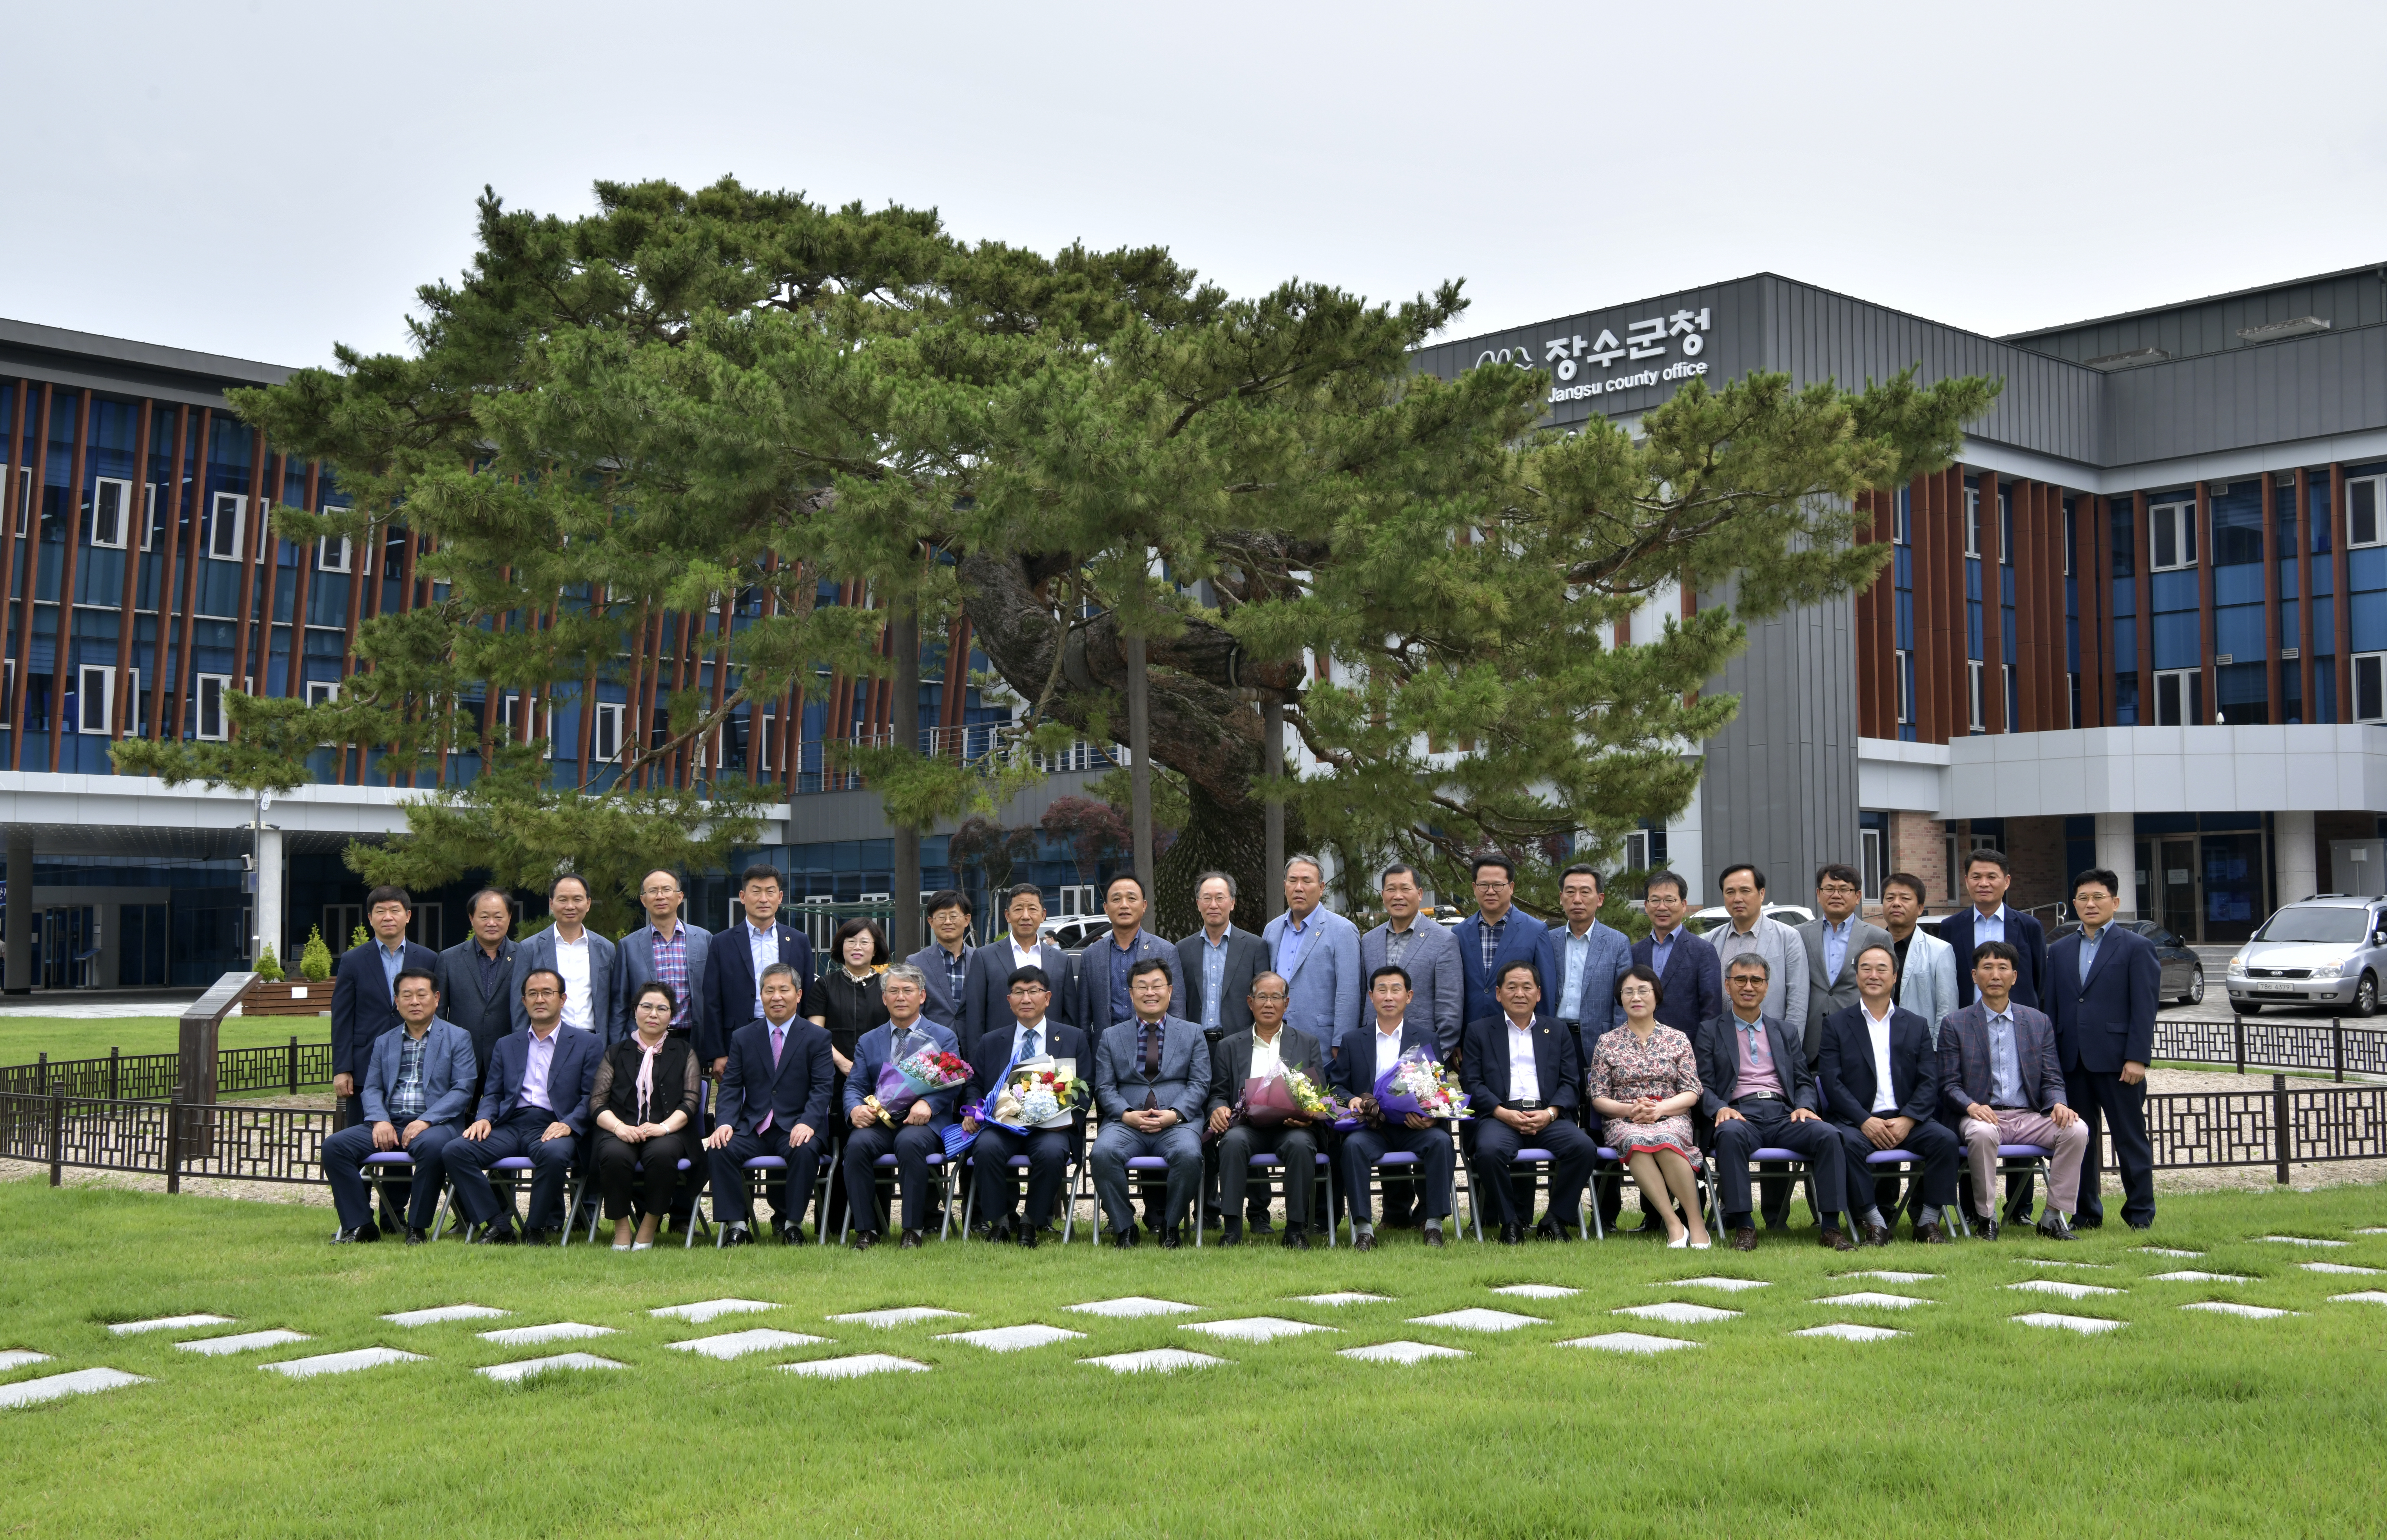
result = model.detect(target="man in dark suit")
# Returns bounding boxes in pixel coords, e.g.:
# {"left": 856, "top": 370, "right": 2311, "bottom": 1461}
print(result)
{"left": 702, "top": 960, "right": 835, "bottom": 1244}
{"left": 960, "top": 884, "right": 1078, "bottom": 1056}
{"left": 445, "top": 967, "right": 602, "bottom": 1244}
{"left": 1068, "top": 875, "right": 1186, "bottom": 1036}
{"left": 905, "top": 890, "right": 976, "bottom": 1028}
{"left": 1631, "top": 871, "right": 1723, "bottom": 1038}
{"left": 330, "top": 884, "right": 440, "bottom": 1129}
{"left": 436, "top": 888, "right": 519, "bottom": 1099}
{"left": 1333, "top": 965, "right": 1455, "bottom": 1250}
{"left": 1204, "top": 971, "right": 1326, "bottom": 1248}
{"left": 1818, "top": 944, "right": 1961, "bottom": 1244}
{"left": 840, "top": 964, "right": 964, "bottom": 1249}
{"left": 1176, "top": 871, "right": 1268, "bottom": 1039}
{"left": 703, "top": 863, "right": 817, "bottom": 1073}
{"left": 1945, "top": 848, "right": 2048, "bottom": 1011}
{"left": 1696, "top": 953, "right": 1857, "bottom": 1251}
{"left": 615, "top": 868, "right": 712, "bottom": 1048}
{"left": 1452, "top": 855, "right": 1562, "bottom": 1042}
{"left": 1460, "top": 962, "right": 1597, "bottom": 1245}
{"left": 1089, "top": 959, "right": 1208, "bottom": 1247}
{"left": 1942, "top": 941, "right": 2091, "bottom": 1241}
{"left": 321, "top": 969, "right": 478, "bottom": 1243}
{"left": 2046, "top": 868, "right": 2162, "bottom": 1230}
{"left": 958, "top": 964, "right": 1088, "bottom": 1247}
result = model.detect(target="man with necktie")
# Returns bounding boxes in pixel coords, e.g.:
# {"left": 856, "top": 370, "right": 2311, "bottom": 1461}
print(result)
{"left": 1694, "top": 954, "right": 1857, "bottom": 1252}
{"left": 958, "top": 966, "right": 1090, "bottom": 1247}
{"left": 1090, "top": 959, "right": 1207, "bottom": 1247}
{"left": 704, "top": 962, "right": 835, "bottom": 1244}
{"left": 841, "top": 965, "right": 965, "bottom": 1249}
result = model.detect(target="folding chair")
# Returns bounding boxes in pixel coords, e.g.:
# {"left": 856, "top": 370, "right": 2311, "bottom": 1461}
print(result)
{"left": 1588, "top": 1145, "right": 1721, "bottom": 1241}
{"left": 716, "top": 1143, "right": 840, "bottom": 1245}
{"left": 431, "top": 1153, "right": 537, "bottom": 1240}
{"left": 1097, "top": 1154, "right": 1179, "bottom": 1246}
{"left": 573, "top": 1158, "right": 710, "bottom": 1250}
{"left": 838, "top": 1149, "right": 956, "bottom": 1243}
{"left": 358, "top": 1150, "right": 418, "bottom": 1237}
{"left": 1950, "top": 1143, "right": 2053, "bottom": 1238}
{"left": 959, "top": 1137, "right": 1088, "bottom": 1245}
{"left": 1198, "top": 1150, "right": 1336, "bottom": 1248}
{"left": 1464, "top": 1143, "right": 1591, "bottom": 1243}
{"left": 1696, "top": 1145, "right": 1825, "bottom": 1239}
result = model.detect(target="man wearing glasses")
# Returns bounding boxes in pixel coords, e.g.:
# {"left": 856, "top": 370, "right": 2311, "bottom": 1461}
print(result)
{"left": 1452, "top": 855, "right": 1559, "bottom": 1042}
{"left": 1796, "top": 865, "right": 1891, "bottom": 1067}
{"left": 959, "top": 967, "right": 1089, "bottom": 1246}
{"left": 1204, "top": 973, "right": 1327, "bottom": 1248}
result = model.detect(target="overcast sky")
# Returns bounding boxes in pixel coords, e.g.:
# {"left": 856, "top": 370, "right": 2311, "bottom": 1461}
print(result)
{"left": 9, "top": 1, "right": 2384, "bottom": 370}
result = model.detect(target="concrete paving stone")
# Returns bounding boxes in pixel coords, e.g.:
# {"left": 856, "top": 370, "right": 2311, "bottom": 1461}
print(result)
{"left": 1835, "top": 1271, "right": 1938, "bottom": 1283}
{"left": 477, "top": 1322, "right": 617, "bottom": 1347}
{"left": 2007, "top": 1279, "right": 2124, "bottom": 1300}
{"left": 0, "top": 1368, "right": 149, "bottom": 1408}
{"left": 649, "top": 1299, "right": 778, "bottom": 1324}
{"left": 1078, "top": 1348, "right": 1226, "bottom": 1374}
{"left": 1668, "top": 1277, "right": 1771, "bottom": 1292}
{"left": 781, "top": 1354, "right": 930, "bottom": 1379}
{"left": 2180, "top": 1301, "right": 2300, "bottom": 1319}
{"left": 825, "top": 1308, "right": 968, "bottom": 1329}
{"left": 478, "top": 1353, "right": 624, "bottom": 1382}
{"left": 107, "top": 1315, "right": 233, "bottom": 1336}
{"left": 1489, "top": 1284, "right": 1578, "bottom": 1299}
{"left": 1065, "top": 1297, "right": 1199, "bottom": 1319}
{"left": 382, "top": 1305, "right": 508, "bottom": 1327}
{"left": 1810, "top": 1292, "right": 1929, "bottom": 1310}
{"left": 2255, "top": 1235, "right": 2349, "bottom": 1247}
{"left": 2298, "top": 1261, "right": 2383, "bottom": 1275}
{"left": 2012, "top": 1312, "right": 2125, "bottom": 1334}
{"left": 1793, "top": 1323, "right": 1905, "bottom": 1341}
{"left": 0, "top": 1351, "right": 55, "bottom": 1372}
{"left": 1406, "top": 1308, "right": 1549, "bottom": 1332}
{"left": 1180, "top": 1317, "right": 1335, "bottom": 1344}
{"left": 2148, "top": 1271, "right": 2254, "bottom": 1283}
{"left": 933, "top": 1325, "right": 1086, "bottom": 1352}
{"left": 1557, "top": 1332, "right": 1698, "bottom": 1354}
{"left": 2136, "top": 1247, "right": 2204, "bottom": 1258}
{"left": 262, "top": 1348, "right": 427, "bottom": 1378}
{"left": 177, "top": 1330, "right": 311, "bottom": 1356}
{"left": 666, "top": 1329, "right": 831, "bottom": 1360}
{"left": 2326, "top": 1291, "right": 2387, "bottom": 1306}
{"left": 1612, "top": 1301, "right": 1740, "bottom": 1324}
{"left": 1338, "top": 1340, "right": 1468, "bottom": 1364}
{"left": 1289, "top": 1292, "right": 1393, "bottom": 1306}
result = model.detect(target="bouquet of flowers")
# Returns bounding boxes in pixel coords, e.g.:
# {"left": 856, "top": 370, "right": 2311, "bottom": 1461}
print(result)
{"left": 990, "top": 1063, "right": 1088, "bottom": 1131}
{"left": 1240, "top": 1063, "right": 1337, "bottom": 1127}
{"left": 865, "top": 1025, "right": 973, "bottom": 1128}
{"left": 1373, "top": 1044, "right": 1472, "bottom": 1121}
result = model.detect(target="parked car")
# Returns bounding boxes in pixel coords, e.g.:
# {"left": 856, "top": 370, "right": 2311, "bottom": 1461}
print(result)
{"left": 1038, "top": 915, "right": 1106, "bottom": 953}
{"left": 1683, "top": 903, "right": 1814, "bottom": 936}
{"left": 2047, "top": 919, "right": 2205, "bottom": 1006}
{"left": 2223, "top": 897, "right": 2387, "bottom": 1017}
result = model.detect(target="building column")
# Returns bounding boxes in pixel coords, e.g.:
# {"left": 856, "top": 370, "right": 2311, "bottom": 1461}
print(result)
{"left": 4, "top": 830, "right": 29, "bottom": 992}
{"left": 2275, "top": 810, "right": 2316, "bottom": 908}
{"left": 254, "top": 824, "right": 285, "bottom": 967}
{"left": 2095, "top": 812, "right": 2137, "bottom": 919}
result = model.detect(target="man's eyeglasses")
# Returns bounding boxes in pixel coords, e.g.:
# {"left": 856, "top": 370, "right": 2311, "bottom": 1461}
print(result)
{"left": 1248, "top": 991, "right": 1289, "bottom": 1002}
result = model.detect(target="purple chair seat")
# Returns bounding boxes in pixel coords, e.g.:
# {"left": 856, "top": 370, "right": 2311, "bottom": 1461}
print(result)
{"left": 1376, "top": 1151, "right": 1418, "bottom": 1166}
{"left": 1864, "top": 1148, "right": 1922, "bottom": 1166}
{"left": 1748, "top": 1147, "right": 1809, "bottom": 1162}
{"left": 1124, "top": 1155, "right": 1170, "bottom": 1171}
{"left": 1514, "top": 1148, "right": 1555, "bottom": 1162}
{"left": 1245, "top": 1154, "right": 1333, "bottom": 1168}
{"left": 870, "top": 1151, "right": 945, "bottom": 1167}
{"left": 490, "top": 1156, "right": 535, "bottom": 1172}
{"left": 742, "top": 1155, "right": 788, "bottom": 1170}
{"left": 361, "top": 1152, "right": 415, "bottom": 1167}
{"left": 629, "top": 1160, "right": 695, "bottom": 1174}
{"left": 1999, "top": 1143, "right": 2053, "bottom": 1159}
{"left": 974, "top": 1154, "right": 1034, "bottom": 1169}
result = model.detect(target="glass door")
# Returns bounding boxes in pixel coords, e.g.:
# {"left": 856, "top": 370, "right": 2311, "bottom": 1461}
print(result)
{"left": 2158, "top": 837, "right": 2198, "bottom": 942}
{"left": 2200, "top": 832, "right": 2267, "bottom": 944}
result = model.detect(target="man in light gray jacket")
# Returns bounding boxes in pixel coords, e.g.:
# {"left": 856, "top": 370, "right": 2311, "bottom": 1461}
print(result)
{"left": 1883, "top": 871, "right": 1959, "bottom": 1036}
{"left": 1357, "top": 863, "right": 1462, "bottom": 1054}
{"left": 1710, "top": 864, "right": 1809, "bottom": 1046}
{"left": 1796, "top": 862, "right": 1892, "bottom": 1062}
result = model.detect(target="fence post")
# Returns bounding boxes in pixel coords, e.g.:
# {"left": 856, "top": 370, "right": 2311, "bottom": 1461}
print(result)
{"left": 109, "top": 1046, "right": 120, "bottom": 1102}
{"left": 47, "top": 1078, "right": 65, "bottom": 1187}
{"left": 2272, "top": 1073, "right": 2291, "bottom": 1185}
{"left": 166, "top": 1102, "right": 183, "bottom": 1196}
{"left": 2233, "top": 1017, "right": 2246, "bottom": 1075}
{"left": 287, "top": 1036, "right": 298, "bottom": 1096}
{"left": 2332, "top": 1023, "right": 2345, "bottom": 1082}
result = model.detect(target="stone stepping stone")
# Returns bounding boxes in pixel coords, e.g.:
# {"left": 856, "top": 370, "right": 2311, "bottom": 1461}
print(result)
{"left": 1836, "top": 1271, "right": 1938, "bottom": 1283}
{"left": 2327, "top": 1291, "right": 2387, "bottom": 1306}
{"left": 2351, "top": 1227, "right": 2387, "bottom": 1236}
{"left": 108, "top": 1315, "right": 234, "bottom": 1336}
{"left": 0, "top": 1367, "right": 148, "bottom": 1408}
{"left": 2008, "top": 1279, "right": 2124, "bottom": 1300}
{"left": 0, "top": 1351, "right": 54, "bottom": 1372}
{"left": 825, "top": 1308, "right": 968, "bottom": 1330}
{"left": 1079, "top": 1348, "right": 1226, "bottom": 1374}
{"left": 1407, "top": 1308, "right": 1548, "bottom": 1333}
{"left": 1558, "top": 1332, "right": 1697, "bottom": 1355}
{"left": 2255, "top": 1235, "right": 2349, "bottom": 1248}
{"left": 383, "top": 1305, "right": 509, "bottom": 1328}
{"left": 1339, "top": 1340, "right": 1468, "bottom": 1364}
{"left": 1181, "top": 1317, "right": 1335, "bottom": 1344}
{"left": 2149, "top": 1271, "right": 2254, "bottom": 1284}
{"left": 1066, "top": 1297, "right": 1199, "bottom": 1319}
{"left": 178, "top": 1330, "right": 312, "bottom": 1357}
{"left": 2020, "top": 1258, "right": 2110, "bottom": 1269}
{"left": 2012, "top": 1312, "right": 2124, "bottom": 1334}
{"left": 666, "top": 1329, "right": 832, "bottom": 1361}
{"left": 263, "top": 1348, "right": 427, "bottom": 1378}
{"left": 2137, "top": 1247, "right": 2203, "bottom": 1258}
{"left": 1290, "top": 1292, "right": 1392, "bottom": 1306}
{"left": 934, "top": 1325, "right": 1086, "bottom": 1353}
{"left": 478, "top": 1322, "right": 616, "bottom": 1347}
{"left": 783, "top": 1354, "right": 930, "bottom": 1379}
{"left": 651, "top": 1299, "right": 777, "bottom": 1324}
{"left": 2181, "top": 1302, "right": 2300, "bottom": 1320}
{"left": 1612, "top": 1301, "right": 1739, "bottom": 1324}
{"left": 1811, "top": 1292, "right": 1929, "bottom": 1310}
{"left": 1669, "top": 1277, "right": 1770, "bottom": 1292}
{"left": 479, "top": 1353, "right": 624, "bottom": 1382}
{"left": 1489, "top": 1284, "right": 1578, "bottom": 1299}
{"left": 2299, "top": 1262, "right": 2384, "bottom": 1275}
{"left": 1794, "top": 1323, "right": 1905, "bottom": 1342}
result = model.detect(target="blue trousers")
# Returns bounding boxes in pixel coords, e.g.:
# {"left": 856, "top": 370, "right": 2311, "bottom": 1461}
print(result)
{"left": 444, "top": 1109, "right": 576, "bottom": 1231}
{"left": 322, "top": 1120, "right": 459, "bottom": 1231}
{"left": 1090, "top": 1121, "right": 1201, "bottom": 1234}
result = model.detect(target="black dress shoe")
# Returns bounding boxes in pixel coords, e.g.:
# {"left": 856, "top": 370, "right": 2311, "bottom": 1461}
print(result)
{"left": 1977, "top": 1216, "right": 2001, "bottom": 1241}
{"left": 1159, "top": 1226, "right": 1183, "bottom": 1250}
{"left": 1913, "top": 1221, "right": 1948, "bottom": 1245}
{"left": 2072, "top": 1214, "right": 2104, "bottom": 1229}
{"left": 775, "top": 1222, "right": 808, "bottom": 1245}
{"left": 2125, "top": 1219, "right": 2153, "bottom": 1231}
{"left": 1860, "top": 1222, "right": 1893, "bottom": 1247}
{"left": 851, "top": 1230, "right": 879, "bottom": 1251}
{"left": 1422, "top": 1227, "right": 1446, "bottom": 1248}
{"left": 1729, "top": 1227, "right": 1758, "bottom": 1252}
{"left": 899, "top": 1229, "right": 924, "bottom": 1249}
{"left": 1282, "top": 1226, "right": 1310, "bottom": 1251}
{"left": 520, "top": 1227, "right": 553, "bottom": 1247}
{"left": 1533, "top": 1220, "right": 1567, "bottom": 1243}
{"left": 405, "top": 1227, "right": 428, "bottom": 1245}
{"left": 1018, "top": 1225, "right": 1039, "bottom": 1250}
{"left": 1498, "top": 1223, "right": 1525, "bottom": 1246}
{"left": 1220, "top": 1220, "right": 1244, "bottom": 1246}
{"left": 2038, "top": 1212, "right": 2080, "bottom": 1242}
{"left": 331, "top": 1226, "right": 369, "bottom": 1244}
{"left": 1249, "top": 1216, "right": 1273, "bottom": 1234}
{"left": 720, "top": 1225, "right": 755, "bottom": 1246}
{"left": 1819, "top": 1227, "right": 1857, "bottom": 1252}
{"left": 473, "top": 1224, "right": 518, "bottom": 1246}
{"left": 1111, "top": 1225, "right": 1140, "bottom": 1248}
{"left": 1353, "top": 1230, "right": 1378, "bottom": 1252}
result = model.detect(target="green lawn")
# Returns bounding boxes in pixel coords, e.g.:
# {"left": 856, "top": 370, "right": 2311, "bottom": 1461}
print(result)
{"left": 0, "top": 1016, "right": 326, "bottom": 1065}
{"left": 0, "top": 1178, "right": 2382, "bottom": 1537}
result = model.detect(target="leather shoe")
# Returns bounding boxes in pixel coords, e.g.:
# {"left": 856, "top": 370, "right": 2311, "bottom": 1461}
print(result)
{"left": 851, "top": 1230, "right": 878, "bottom": 1251}
{"left": 473, "top": 1223, "right": 518, "bottom": 1245}
{"left": 775, "top": 1222, "right": 808, "bottom": 1245}
{"left": 2004, "top": 1197, "right": 2036, "bottom": 1227}
{"left": 1819, "top": 1227, "right": 1857, "bottom": 1252}
{"left": 1859, "top": 1222, "right": 1893, "bottom": 1247}
{"left": 1913, "top": 1221, "right": 1948, "bottom": 1245}
{"left": 1976, "top": 1216, "right": 2001, "bottom": 1241}
{"left": 2125, "top": 1219, "right": 2153, "bottom": 1231}
{"left": 1533, "top": 1220, "right": 1568, "bottom": 1243}
{"left": 1282, "top": 1227, "right": 1310, "bottom": 1251}
{"left": 331, "top": 1226, "right": 374, "bottom": 1244}
{"left": 2037, "top": 1211, "right": 2079, "bottom": 1242}
{"left": 1498, "top": 1222, "right": 1525, "bottom": 1246}
{"left": 1422, "top": 1227, "right": 1445, "bottom": 1248}
{"left": 900, "top": 1229, "right": 923, "bottom": 1250}
{"left": 1018, "top": 1225, "right": 1039, "bottom": 1250}
{"left": 1729, "top": 1227, "right": 1758, "bottom": 1252}
{"left": 1221, "top": 1221, "right": 1244, "bottom": 1247}
{"left": 720, "top": 1225, "right": 755, "bottom": 1246}
{"left": 1353, "top": 1230, "right": 1378, "bottom": 1252}
{"left": 404, "top": 1227, "right": 428, "bottom": 1245}
{"left": 520, "top": 1227, "right": 553, "bottom": 1247}
{"left": 1159, "top": 1226, "right": 1183, "bottom": 1250}
{"left": 1111, "top": 1225, "right": 1140, "bottom": 1248}
{"left": 1249, "top": 1216, "right": 1274, "bottom": 1234}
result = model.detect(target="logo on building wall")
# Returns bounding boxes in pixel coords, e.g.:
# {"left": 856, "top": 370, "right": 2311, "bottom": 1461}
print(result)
{"left": 1473, "top": 308, "right": 1716, "bottom": 405}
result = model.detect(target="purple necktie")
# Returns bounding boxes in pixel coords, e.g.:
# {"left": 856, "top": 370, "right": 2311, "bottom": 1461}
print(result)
{"left": 758, "top": 1024, "right": 786, "bottom": 1133}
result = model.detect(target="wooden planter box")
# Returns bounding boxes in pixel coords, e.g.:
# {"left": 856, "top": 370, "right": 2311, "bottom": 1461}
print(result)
{"left": 244, "top": 980, "right": 331, "bottom": 1016}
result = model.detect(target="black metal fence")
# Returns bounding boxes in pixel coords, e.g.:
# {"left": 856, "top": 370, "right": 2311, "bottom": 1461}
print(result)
{"left": 2141, "top": 1076, "right": 2387, "bottom": 1179}
{"left": 1, "top": 1087, "right": 334, "bottom": 1189}
{"left": 0, "top": 1038, "right": 332, "bottom": 1102}
{"left": 2152, "top": 1017, "right": 2387, "bottom": 1079}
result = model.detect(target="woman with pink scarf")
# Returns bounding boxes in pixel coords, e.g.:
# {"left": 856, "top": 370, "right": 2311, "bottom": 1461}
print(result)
{"left": 590, "top": 981, "right": 702, "bottom": 1249}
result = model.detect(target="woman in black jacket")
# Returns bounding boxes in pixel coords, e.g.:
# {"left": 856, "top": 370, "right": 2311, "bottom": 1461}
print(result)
{"left": 591, "top": 981, "right": 702, "bottom": 1250}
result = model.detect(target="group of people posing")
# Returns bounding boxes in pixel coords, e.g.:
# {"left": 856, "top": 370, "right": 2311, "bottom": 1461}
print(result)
{"left": 315, "top": 845, "right": 2159, "bottom": 1252}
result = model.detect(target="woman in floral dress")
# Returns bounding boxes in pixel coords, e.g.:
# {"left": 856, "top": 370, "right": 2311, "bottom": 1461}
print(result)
{"left": 1587, "top": 964, "right": 1711, "bottom": 1248}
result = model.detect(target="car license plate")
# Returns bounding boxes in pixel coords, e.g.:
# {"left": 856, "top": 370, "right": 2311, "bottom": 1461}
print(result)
{"left": 2257, "top": 983, "right": 2296, "bottom": 992}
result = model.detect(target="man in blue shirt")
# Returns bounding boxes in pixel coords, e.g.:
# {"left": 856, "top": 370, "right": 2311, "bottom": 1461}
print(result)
{"left": 1067, "top": 874, "right": 1183, "bottom": 1033}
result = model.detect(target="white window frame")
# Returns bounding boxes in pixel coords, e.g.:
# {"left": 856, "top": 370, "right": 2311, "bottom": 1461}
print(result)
{"left": 2062, "top": 503, "right": 2076, "bottom": 577}
{"left": 497, "top": 693, "right": 554, "bottom": 757}
{"left": 2348, "top": 475, "right": 2387, "bottom": 551}
{"left": 208, "top": 493, "right": 247, "bottom": 562}
{"left": 591, "top": 701, "right": 625, "bottom": 763}
{"left": 305, "top": 679, "right": 340, "bottom": 707}
{"left": 195, "top": 673, "right": 232, "bottom": 740}
{"left": 2003, "top": 662, "right": 2019, "bottom": 733}
{"left": 76, "top": 666, "right": 114, "bottom": 734}
{"left": 2149, "top": 498, "right": 2197, "bottom": 572}
{"left": 2354, "top": 652, "right": 2387, "bottom": 726}
{"left": 1894, "top": 649, "right": 1913, "bottom": 725}
{"left": 315, "top": 534, "right": 351, "bottom": 573}
{"left": 2154, "top": 666, "right": 2204, "bottom": 727}
{"left": 755, "top": 710, "right": 778, "bottom": 774}
{"left": 11, "top": 466, "right": 30, "bottom": 537}
{"left": 1859, "top": 824, "right": 1883, "bottom": 902}
{"left": 0, "top": 658, "right": 13, "bottom": 728}
{"left": 1967, "top": 659, "right": 1986, "bottom": 732}
{"left": 1892, "top": 487, "right": 1911, "bottom": 547}
{"left": 1997, "top": 486, "right": 2012, "bottom": 563}
{"left": 1963, "top": 486, "right": 1982, "bottom": 558}
{"left": 87, "top": 477, "right": 132, "bottom": 550}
